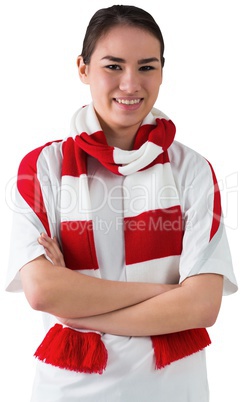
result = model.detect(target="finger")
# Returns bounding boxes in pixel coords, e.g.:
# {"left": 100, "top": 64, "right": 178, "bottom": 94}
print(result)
{"left": 38, "top": 232, "right": 50, "bottom": 245}
{"left": 37, "top": 233, "right": 65, "bottom": 267}
{"left": 53, "top": 236, "right": 61, "bottom": 247}
{"left": 39, "top": 233, "right": 57, "bottom": 249}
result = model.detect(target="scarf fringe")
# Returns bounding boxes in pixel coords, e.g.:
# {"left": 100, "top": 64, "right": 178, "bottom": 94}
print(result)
{"left": 151, "top": 328, "right": 211, "bottom": 369}
{"left": 34, "top": 324, "right": 108, "bottom": 374}
{"left": 34, "top": 325, "right": 210, "bottom": 373}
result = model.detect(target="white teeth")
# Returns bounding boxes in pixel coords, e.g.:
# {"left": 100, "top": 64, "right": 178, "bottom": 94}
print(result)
{"left": 116, "top": 99, "right": 141, "bottom": 105}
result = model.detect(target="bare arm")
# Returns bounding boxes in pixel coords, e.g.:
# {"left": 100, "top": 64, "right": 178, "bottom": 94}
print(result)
{"left": 22, "top": 234, "right": 223, "bottom": 337}
{"left": 20, "top": 234, "right": 178, "bottom": 318}
{"left": 60, "top": 273, "right": 223, "bottom": 336}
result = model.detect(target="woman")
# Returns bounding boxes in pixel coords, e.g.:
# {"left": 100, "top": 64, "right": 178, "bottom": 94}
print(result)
{"left": 6, "top": 5, "right": 237, "bottom": 402}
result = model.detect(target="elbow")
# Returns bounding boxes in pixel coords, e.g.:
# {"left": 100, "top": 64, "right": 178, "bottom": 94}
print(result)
{"left": 198, "top": 301, "right": 221, "bottom": 328}
{"left": 22, "top": 278, "right": 49, "bottom": 312}
{"left": 206, "top": 308, "right": 221, "bottom": 328}
{"left": 202, "top": 314, "right": 217, "bottom": 329}
{"left": 20, "top": 261, "right": 52, "bottom": 312}
{"left": 25, "top": 282, "right": 48, "bottom": 312}
{"left": 185, "top": 273, "right": 224, "bottom": 329}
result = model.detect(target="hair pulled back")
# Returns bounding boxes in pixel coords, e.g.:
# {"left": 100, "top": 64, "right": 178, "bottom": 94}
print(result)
{"left": 80, "top": 5, "right": 165, "bottom": 67}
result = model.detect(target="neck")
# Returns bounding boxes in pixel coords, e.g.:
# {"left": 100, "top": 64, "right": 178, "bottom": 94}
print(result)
{"left": 100, "top": 121, "right": 140, "bottom": 151}
{"left": 94, "top": 108, "right": 142, "bottom": 150}
{"left": 105, "top": 132, "right": 136, "bottom": 150}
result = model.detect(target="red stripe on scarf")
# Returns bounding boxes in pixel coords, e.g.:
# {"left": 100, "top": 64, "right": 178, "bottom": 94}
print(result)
{"left": 73, "top": 118, "right": 176, "bottom": 175}
{"left": 62, "top": 137, "right": 88, "bottom": 177}
{"left": 125, "top": 207, "right": 183, "bottom": 265}
{"left": 61, "top": 220, "right": 99, "bottom": 270}
{"left": 17, "top": 141, "right": 61, "bottom": 237}
{"left": 75, "top": 131, "right": 120, "bottom": 175}
{"left": 133, "top": 119, "right": 176, "bottom": 150}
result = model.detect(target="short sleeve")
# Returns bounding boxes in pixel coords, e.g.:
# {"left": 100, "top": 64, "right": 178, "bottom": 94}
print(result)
{"left": 175, "top": 146, "right": 237, "bottom": 295}
{"left": 5, "top": 190, "right": 49, "bottom": 292}
{"left": 5, "top": 141, "right": 62, "bottom": 292}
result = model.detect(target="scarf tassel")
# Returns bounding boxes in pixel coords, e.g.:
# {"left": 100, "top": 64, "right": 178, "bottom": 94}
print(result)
{"left": 34, "top": 324, "right": 108, "bottom": 374}
{"left": 34, "top": 325, "right": 210, "bottom": 373}
{"left": 151, "top": 328, "right": 211, "bottom": 369}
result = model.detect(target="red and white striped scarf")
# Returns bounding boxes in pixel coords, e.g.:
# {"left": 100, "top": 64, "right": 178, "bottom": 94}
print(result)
{"left": 34, "top": 104, "right": 211, "bottom": 374}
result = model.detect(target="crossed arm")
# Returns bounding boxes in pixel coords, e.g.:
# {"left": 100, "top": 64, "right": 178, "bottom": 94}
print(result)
{"left": 20, "top": 233, "right": 224, "bottom": 337}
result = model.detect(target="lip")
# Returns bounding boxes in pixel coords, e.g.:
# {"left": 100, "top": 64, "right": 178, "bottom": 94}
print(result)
{"left": 113, "top": 97, "right": 143, "bottom": 111}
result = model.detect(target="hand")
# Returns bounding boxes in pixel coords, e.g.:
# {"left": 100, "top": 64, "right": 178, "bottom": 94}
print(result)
{"left": 38, "top": 233, "right": 66, "bottom": 267}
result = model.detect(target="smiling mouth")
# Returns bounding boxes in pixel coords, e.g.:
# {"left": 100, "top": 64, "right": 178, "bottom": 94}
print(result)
{"left": 114, "top": 98, "right": 143, "bottom": 105}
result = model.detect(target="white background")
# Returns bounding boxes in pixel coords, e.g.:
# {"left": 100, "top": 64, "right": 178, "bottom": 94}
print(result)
{"left": 0, "top": 0, "right": 242, "bottom": 400}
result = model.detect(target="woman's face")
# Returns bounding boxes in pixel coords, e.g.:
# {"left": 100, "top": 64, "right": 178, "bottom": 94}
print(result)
{"left": 78, "top": 25, "right": 163, "bottom": 146}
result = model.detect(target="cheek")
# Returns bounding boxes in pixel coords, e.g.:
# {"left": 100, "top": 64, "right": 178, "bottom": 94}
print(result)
{"left": 102, "top": 74, "right": 118, "bottom": 91}
{"left": 90, "top": 74, "right": 115, "bottom": 99}
{"left": 150, "top": 76, "right": 162, "bottom": 96}
{"left": 142, "top": 72, "right": 162, "bottom": 89}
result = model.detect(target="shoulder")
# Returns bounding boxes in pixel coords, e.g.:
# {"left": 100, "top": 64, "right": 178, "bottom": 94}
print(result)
{"left": 18, "top": 139, "right": 67, "bottom": 175}
{"left": 168, "top": 140, "right": 215, "bottom": 187}
{"left": 169, "top": 140, "right": 210, "bottom": 171}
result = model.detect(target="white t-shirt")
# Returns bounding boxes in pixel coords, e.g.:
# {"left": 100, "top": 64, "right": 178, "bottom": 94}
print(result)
{"left": 6, "top": 139, "right": 237, "bottom": 402}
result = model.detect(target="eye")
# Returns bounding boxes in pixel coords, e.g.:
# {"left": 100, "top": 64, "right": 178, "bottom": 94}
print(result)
{"left": 139, "top": 65, "right": 155, "bottom": 71}
{"left": 105, "top": 64, "right": 122, "bottom": 70}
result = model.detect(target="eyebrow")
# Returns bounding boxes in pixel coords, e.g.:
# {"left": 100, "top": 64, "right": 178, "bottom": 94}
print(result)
{"left": 101, "top": 56, "right": 160, "bottom": 64}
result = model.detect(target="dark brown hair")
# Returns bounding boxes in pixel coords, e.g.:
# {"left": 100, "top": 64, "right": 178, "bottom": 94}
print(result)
{"left": 80, "top": 5, "right": 165, "bottom": 67}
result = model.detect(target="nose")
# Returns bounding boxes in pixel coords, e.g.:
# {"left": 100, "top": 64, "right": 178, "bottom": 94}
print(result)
{"left": 119, "top": 69, "right": 141, "bottom": 94}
